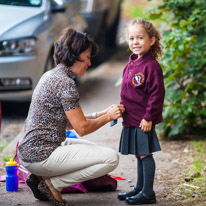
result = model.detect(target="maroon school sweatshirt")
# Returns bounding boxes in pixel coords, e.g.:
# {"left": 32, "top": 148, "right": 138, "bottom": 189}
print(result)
{"left": 120, "top": 50, "right": 165, "bottom": 129}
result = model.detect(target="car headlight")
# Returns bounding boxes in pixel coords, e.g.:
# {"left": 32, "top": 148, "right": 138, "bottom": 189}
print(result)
{"left": 0, "top": 37, "right": 36, "bottom": 56}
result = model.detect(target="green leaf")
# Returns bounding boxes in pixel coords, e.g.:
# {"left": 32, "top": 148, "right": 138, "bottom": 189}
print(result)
{"left": 180, "top": 19, "right": 188, "bottom": 28}
{"left": 149, "top": 12, "right": 163, "bottom": 20}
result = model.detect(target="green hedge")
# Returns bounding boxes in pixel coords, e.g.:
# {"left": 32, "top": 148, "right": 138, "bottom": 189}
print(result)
{"left": 148, "top": 0, "right": 206, "bottom": 138}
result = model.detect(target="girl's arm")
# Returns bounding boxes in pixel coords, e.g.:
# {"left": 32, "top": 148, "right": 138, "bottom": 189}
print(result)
{"left": 143, "top": 63, "right": 165, "bottom": 125}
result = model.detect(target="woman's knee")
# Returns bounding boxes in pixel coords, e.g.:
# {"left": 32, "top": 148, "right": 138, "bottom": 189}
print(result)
{"left": 113, "top": 151, "right": 119, "bottom": 169}
{"left": 106, "top": 149, "right": 119, "bottom": 169}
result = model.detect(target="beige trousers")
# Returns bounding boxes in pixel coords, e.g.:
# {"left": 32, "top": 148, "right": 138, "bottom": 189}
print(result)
{"left": 21, "top": 138, "right": 119, "bottom": 191}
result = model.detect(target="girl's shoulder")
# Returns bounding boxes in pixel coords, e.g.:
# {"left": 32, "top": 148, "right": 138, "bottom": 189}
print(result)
{"left": 144, "top": 59, "right": 163, "bottom": 79}
{"left": 146, "top": 58, "right": 162, "bottom": 71}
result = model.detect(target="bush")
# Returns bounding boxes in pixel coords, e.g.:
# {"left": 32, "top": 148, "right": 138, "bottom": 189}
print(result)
{"left": 149, "top": 0, "right": 206, "bottom": 138}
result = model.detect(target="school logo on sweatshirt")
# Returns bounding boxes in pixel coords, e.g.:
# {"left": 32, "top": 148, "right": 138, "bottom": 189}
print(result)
{"left": 132, "top": 73, "right": 145, "bottom": 86}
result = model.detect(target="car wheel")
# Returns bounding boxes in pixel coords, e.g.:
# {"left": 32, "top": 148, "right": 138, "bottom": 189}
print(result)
{"left": 44, "top": 49, "right": 55, "bottom": 73}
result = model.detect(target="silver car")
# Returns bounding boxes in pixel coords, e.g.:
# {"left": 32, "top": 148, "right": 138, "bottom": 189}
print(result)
{"left": 0, "top": 0, "right": 86, "bottom": 102}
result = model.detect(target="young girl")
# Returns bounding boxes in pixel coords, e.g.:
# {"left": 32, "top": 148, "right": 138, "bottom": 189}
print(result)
{"left": 117, "top": 19, "right": 165, "bottom": 205}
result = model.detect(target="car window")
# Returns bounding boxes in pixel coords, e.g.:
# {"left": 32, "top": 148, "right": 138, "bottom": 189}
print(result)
{"left": 0, "top": 0, "right": 42, "bottom": 7}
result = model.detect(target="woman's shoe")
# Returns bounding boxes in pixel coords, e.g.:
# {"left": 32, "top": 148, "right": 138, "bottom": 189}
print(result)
{"left": 117, "top": 188, "right": 141, "bottom": 201}
{"left": 38, "top": 179, "right": 73, "bottom": 206}
{"left": 26, "top": 174, "right": 48, "bottom": 201}
{"left": 125, "top": 191, "right": 156, "bottom": 205}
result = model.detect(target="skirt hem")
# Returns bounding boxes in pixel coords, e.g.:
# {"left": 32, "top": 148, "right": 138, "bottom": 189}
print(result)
{"left": 119, "top": 127, "right": 161, "bottom": 156}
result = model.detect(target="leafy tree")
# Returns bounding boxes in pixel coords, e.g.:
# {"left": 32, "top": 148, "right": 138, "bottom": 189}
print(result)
{"left": 148, "top": 0, "right": 206, "bottom": 138}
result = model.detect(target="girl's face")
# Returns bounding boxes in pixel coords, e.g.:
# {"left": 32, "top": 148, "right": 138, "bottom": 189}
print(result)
{"left": 128, "top": 24, "right": 155, "bottom": 58}
{"left": 71, "top": 47, "right": 91, "bottom": 76}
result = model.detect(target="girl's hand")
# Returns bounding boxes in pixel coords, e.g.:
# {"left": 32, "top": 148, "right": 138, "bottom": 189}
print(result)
{"left": 139, "top": 119, "right": 152, "bottom": 132}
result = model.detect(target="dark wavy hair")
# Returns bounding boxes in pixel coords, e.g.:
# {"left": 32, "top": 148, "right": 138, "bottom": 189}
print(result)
{"left": 53, "top": 28, "right": 99, "bottom": 67}
{"left": 127, "top": 18, "right": 162, "bottom": 59}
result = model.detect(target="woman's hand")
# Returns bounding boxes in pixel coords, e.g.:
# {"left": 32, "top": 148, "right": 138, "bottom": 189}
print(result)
{"left": 107, "top": 104, "right": 125, "bottom": 120}
{"left": 102, "top": 104, "right": 115, "bottom": 114}
{"left": 139, "top": 119, "right": 152, "bottom": 132}
{"left": 104, "top": 104, "right": 125, "bottom": 114}
{"left": 118, "top": 104, "right": 125, "bottom": 114}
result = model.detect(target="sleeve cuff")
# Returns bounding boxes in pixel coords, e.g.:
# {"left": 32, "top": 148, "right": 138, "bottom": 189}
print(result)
{"left": 143, "top": 113, "right": 153, "bottom": 121}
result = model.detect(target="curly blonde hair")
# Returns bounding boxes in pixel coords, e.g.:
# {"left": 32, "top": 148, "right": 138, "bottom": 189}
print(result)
{"left": 126, "top": 18, "right": 162, "bottom": 59}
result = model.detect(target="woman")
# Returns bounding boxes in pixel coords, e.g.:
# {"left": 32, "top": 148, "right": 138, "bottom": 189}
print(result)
{"left": 17, "top": 28, "right": 124, "bottom": 206}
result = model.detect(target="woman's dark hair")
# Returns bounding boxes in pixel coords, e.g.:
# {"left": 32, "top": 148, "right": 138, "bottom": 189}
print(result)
{"left": 53, "top": 28, "right": 99, "bottom": 67}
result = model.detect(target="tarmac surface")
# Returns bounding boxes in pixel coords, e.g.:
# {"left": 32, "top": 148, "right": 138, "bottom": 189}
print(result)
{"left": 0, "top": 47, "right": 185, "bottom": 206}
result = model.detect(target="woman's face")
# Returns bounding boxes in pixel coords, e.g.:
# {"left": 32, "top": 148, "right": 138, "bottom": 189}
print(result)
{"left": 71, "top": 47, "right": 91, "bottom": 76}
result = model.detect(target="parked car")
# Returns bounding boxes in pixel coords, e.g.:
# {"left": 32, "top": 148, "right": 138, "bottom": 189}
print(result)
{"left": 81, "top": 0, "right": 121, "bottom": 65}
{"left": 0, "top": 0, "right": 86, "bottom": 102}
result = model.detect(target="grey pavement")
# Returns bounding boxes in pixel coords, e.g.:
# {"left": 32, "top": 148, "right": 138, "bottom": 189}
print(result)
{"left": 0, "top": 47, "right": 172, "bottom": 206}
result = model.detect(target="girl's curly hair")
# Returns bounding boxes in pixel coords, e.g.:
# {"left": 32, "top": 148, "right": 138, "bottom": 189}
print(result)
{"left": 127, "top": 18, "right": 162, "bottom": 59}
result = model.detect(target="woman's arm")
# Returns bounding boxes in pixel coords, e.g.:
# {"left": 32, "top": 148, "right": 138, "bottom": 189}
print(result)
{"left": 66, "top": 121, "right": 73, "bottom": 130}
{"left": 85, "top": 105, "right": 116, "bottom": 120}
{"left": 65, "top": 104, "right": 124, "bottom": 137}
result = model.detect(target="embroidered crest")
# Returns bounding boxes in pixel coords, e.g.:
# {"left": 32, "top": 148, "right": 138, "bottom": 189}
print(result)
{"left": 132, "top": 73, "right": 145, "bottom": 86}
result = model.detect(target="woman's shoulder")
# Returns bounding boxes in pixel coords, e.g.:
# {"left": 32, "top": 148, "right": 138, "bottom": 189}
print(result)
{"left": 50, "top": 66, "right": 76, "bottom": 85}
{"left": 37, "top": 67, "right": 77, "bottom": 94}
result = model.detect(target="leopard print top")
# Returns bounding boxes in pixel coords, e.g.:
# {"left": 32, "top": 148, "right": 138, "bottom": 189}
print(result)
{"left": 18, "top": 64, "right": 80, "bottom": 163}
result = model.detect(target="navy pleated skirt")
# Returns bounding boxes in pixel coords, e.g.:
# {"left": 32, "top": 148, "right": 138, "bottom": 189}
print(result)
{"left": 119, "top": 127, "right": 161, "bottom": 155}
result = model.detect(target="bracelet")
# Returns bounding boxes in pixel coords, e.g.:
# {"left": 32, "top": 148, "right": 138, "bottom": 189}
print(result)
{"left": 92, "top": 112, "right": 97, "bottom": 119}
